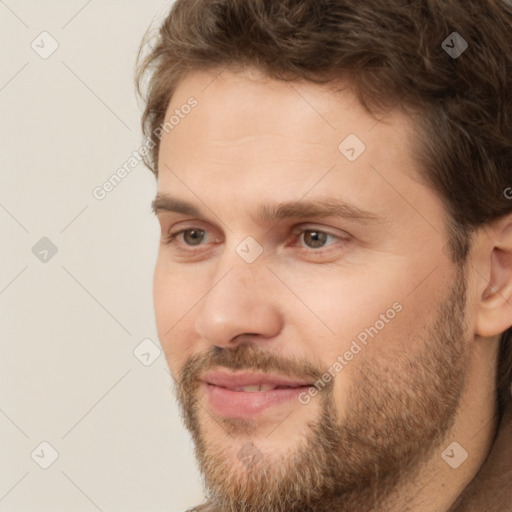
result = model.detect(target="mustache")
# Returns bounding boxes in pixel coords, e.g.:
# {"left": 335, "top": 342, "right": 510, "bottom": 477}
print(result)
{"left": 175, "top": 342, "right": 330, "bottom": 392}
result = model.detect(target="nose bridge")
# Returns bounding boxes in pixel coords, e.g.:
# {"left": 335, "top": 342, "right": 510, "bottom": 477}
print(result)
{"left": 202, "top": 251, "right": 267, "bottom": 317}
{"left": 211, "top": 233, "right": 269, "bottom": 297}
{"left": 193, "top": 245, "right": 282, "bottom": 345}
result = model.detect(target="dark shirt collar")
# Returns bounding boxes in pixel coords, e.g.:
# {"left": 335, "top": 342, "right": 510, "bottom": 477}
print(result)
{"left": 449, "top": 396, "right": 512, "bottom": 511}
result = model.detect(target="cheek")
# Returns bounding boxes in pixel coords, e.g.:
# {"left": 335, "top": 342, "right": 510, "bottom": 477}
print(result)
{"left": 284, "top": 261, "right": 443, "bottom": 375}
{"left": 152, "top": 258, "right": 203, "bottom": 370}
{"left": 280, "top": 264, "right": 402, "bottom": 343}
{"left": 153, "top": 257, "right": 201, "bottom": 324}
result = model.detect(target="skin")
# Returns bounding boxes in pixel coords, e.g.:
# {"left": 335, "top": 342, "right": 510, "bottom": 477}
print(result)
{"left": 152, "top": 68, "right": 512, "bottom": 512}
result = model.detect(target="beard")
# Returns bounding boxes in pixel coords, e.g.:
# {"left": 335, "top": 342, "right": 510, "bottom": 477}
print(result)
{"left": 173, "top": 265, "right": 470, "bottom": 512}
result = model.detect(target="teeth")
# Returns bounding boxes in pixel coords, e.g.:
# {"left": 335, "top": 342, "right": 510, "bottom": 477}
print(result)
{"left": 234, "top": 384, "right": 277, "bottom": 392}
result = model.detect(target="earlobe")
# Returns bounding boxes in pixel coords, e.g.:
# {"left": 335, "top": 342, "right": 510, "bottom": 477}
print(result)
{"left": 475, "top": 221, "right": 512, "bottom": 338}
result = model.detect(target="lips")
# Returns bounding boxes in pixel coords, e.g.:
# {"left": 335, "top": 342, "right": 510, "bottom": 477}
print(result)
{"left": 201, "top": 371, "right": 313, "bottom": 391}
{"left": 200, "top": 371, "right": 314, "bottom": 418}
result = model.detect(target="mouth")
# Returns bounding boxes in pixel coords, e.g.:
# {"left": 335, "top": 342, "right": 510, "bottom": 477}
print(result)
{"left": 200, "top": 371, "right": 315, "bottom": 418}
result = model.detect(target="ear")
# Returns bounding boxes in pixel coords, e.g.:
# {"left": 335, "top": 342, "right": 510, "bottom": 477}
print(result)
{"left": 475, "top": 215, "right": 512, "bottom": 337}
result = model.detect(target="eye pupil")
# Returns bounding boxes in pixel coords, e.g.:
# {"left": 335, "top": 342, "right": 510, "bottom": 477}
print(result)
{"left": 184, "top": 229, "right": 205, "bottom": 245}
{"left": 304, "top": 230, "right": 327, "bottom": 248}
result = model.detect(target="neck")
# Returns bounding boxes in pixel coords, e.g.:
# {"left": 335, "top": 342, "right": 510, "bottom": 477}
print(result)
{"left": 375, "top": 342, "right": 499, "bottom": 512}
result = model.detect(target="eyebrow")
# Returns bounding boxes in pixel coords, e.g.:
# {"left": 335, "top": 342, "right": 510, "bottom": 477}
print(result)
{"left": 151, "top": 193, "right": 380, "bottom": 224}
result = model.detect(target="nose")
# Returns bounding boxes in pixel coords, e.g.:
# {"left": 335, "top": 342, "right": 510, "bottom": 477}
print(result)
{"left": 193, "top": 263, "right": 284, "bottom": 348}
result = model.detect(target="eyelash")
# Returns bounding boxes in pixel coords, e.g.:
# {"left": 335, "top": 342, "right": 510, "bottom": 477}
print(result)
{"left": 162, "top": 226, "right": 345, "bottom": 252}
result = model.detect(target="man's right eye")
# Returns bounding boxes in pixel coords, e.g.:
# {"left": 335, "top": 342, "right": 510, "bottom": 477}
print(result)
{"left": 163, "top": 228, "right": 207, "bottom": 247}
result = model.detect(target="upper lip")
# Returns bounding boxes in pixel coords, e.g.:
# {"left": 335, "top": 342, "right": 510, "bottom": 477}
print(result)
{"left": 201, "top": 371, "right": 313, "bottom": 390}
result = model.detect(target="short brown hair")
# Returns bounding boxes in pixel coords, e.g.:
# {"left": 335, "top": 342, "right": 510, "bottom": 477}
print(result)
{"left": 136, "top": 0, "right": 512, "bottom": 411}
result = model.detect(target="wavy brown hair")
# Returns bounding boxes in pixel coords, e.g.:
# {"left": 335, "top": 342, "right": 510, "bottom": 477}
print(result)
{"left": 136, "top": 0, "right": 512, "bottom": 412}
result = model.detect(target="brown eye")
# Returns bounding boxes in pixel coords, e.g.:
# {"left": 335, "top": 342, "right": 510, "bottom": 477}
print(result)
{"left": 182, "top": 229, "right": 205, "bottom": 246}
{"left": 302, "top": 230, "right": 329, "bottom": 249}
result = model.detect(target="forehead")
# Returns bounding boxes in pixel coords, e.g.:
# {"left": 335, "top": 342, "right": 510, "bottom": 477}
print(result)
{"left": 156, "top": 68, "right": 440, "bottom": 230}
{"left": 162, "top": 67, "right": 413, "bottom": 156}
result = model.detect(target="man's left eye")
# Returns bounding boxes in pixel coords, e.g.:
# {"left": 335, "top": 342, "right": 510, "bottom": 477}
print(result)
{"left": 289, "top": 228, "right": 345, "bottom": 251}
{"left": 298, "top": 229, "right": 338, "bottom": 249}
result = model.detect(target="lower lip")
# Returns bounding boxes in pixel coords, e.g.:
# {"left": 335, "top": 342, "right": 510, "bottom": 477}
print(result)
{"left": 203, "top": 382, "right": 312, "bottom": 418}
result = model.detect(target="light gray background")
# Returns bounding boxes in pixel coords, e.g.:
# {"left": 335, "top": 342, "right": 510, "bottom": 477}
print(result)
{"left": 0, "top": 1, "right": 205, "bottom": 510}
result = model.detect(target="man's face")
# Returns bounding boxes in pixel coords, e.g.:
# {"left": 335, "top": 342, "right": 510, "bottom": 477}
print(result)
{"left": 153, "top": 69, "right": 472, "bottom": 511}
